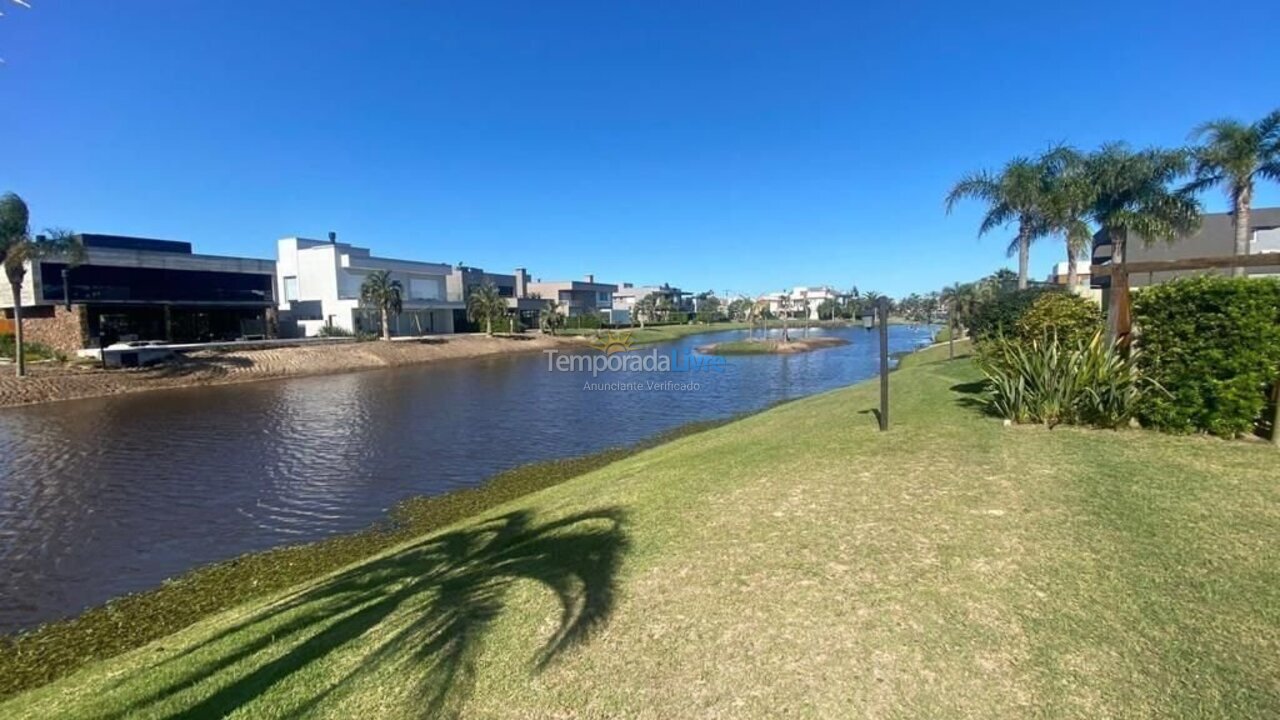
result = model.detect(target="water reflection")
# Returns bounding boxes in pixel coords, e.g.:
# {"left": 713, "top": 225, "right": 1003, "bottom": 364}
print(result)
{"left": 0, "top": 324, "right": 935, "bottom": 632}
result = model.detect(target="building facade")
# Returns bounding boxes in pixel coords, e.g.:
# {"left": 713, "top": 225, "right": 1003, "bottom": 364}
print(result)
{"left": 275, "top": 236, "right": 463, "bottom": 337}
{"left": 0, "top": 234, "right": 276, "bottom": 353}
{"left": 525, "top": 275, "right": 616, "bottom": 318}
{"left": 760, "top": 286, "right": 840, "bottom": 319}
{"left": 1092, "top": 207, "right": 1280, "bottom": 289}
{"left": 610, "top": 282, "right": 689, "bottom": 325}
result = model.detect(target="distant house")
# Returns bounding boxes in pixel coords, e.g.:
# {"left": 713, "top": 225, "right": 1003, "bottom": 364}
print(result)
{"left": 1091, "top": 207, "right": 1280, "bottom": 289}
{"left": 611, "top": 282, "right": 689, "bottom": 324}
{"left": 760, "top": 286, "right": 840, "bottom": 319}
{"left": 525, "top": 275, "right": 617, "bottom": 319}
{"left": 0, "top": 233, "right": 276, "bottom": 352}
{"left": 276, "top": 235, "right": 463, "bottom": 337}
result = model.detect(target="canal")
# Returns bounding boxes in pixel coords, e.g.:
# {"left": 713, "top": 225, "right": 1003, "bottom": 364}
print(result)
{"left": 0, "top": 324, "right": 935, "bottom": 633}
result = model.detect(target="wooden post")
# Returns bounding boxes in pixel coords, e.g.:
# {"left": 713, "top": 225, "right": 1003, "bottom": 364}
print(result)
{"left": 878, "top": 297, "right": 889, "bottom": 431}
{"left": 1272, "top": 374, "right": 1280, "bottom": 447}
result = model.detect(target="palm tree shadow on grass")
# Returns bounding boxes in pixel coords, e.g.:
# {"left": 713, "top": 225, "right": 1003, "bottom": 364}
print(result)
{"left": 102, "top": 508, "right": 628, "bottom": 720}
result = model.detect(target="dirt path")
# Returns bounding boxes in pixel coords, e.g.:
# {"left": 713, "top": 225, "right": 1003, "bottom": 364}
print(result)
{"left": 0, "top": 334, "right": 588, "bottom": 408}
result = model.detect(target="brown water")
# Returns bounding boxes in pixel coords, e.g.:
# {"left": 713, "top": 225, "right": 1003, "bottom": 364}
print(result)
{"left": 0, "top": 325, "right": 935, "bottom": 633}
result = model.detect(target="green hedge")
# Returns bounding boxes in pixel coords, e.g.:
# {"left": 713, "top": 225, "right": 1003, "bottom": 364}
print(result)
{"left": 1014, "top": 292, "right": 1103, "bottom": 346}
{"left": 967, "top": 287, "right": 1061, "bottom": 340}
{"left": 1132, "top": 276, "right": 1280, "bottom": 438}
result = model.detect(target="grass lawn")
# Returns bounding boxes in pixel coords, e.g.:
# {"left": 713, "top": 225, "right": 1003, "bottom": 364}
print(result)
{"left": 5, "top": 344, "right": 1278, "bottom": 718}
{"left": 560, "top": 321, "right": 749, "bottom": 345}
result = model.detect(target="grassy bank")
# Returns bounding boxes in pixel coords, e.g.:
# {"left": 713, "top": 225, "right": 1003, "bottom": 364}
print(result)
{"left": 701, "top": 337, "right": 849, "bottom": 355}
{"left": 560, "top": 321, "right": 748, "bottom": 345}
{"left": 5, "top": 345, "right": 1279, "bottom": 718}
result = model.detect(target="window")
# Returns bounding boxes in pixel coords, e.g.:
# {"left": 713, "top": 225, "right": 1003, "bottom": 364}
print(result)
{"left": 409, "top": 277, "right": 440, "bottom": 300}
{"left": 1252, "top": 227, "right": 1280, "bottom": 254}
{"left": 283, "top": 276, "right": 299, "bottom": 301}
{"left": 40, "top": 263, "right": 274, "bottom": 304}
{"left": 597, "top": 291, "right": 611, "bottom": 303}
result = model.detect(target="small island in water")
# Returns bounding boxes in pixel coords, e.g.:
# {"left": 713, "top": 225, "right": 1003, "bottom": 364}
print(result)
{"left": 698, "top": 336, "right": 850, "bottom": 355}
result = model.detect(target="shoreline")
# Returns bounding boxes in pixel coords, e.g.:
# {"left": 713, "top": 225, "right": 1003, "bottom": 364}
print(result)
{"left": 0, "top": 334, "right": 591, "bottom": 409}
{"left": 0, "top": 333, "right": 937, "bottom": 697}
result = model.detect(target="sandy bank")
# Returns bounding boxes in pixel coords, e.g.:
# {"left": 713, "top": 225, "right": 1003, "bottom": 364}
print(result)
{"left": 0, "top": 334, "right": 588, "bottom": 408}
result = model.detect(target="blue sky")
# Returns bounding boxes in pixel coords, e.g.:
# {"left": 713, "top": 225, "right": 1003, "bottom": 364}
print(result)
{"left": 2, "top": 1, "right": 1278, "bottom": 297}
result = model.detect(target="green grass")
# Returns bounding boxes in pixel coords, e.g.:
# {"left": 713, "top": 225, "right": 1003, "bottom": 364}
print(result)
{"left": 699, "top": 339, "right": 776, "bottom": 354}
{"left": 560, "top": 321, "right": 749, "bottom": 345}
{"left": 4, "top": 345, "right": 1279, "bottom": 718}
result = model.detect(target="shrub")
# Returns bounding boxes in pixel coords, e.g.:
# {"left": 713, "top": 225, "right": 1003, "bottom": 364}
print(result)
{"left": 316, "top": 324, "right": 354, "bottom": 338}
{"left": 1132, "top": 276, "right": 1280, "bottom": 438}
{"left": 966, "top": 286, "right": 1060, "bottom": 340}
{"left": 978, "top": 332, "right": 1155, "bottom": 429}
{"left": 0, "top": 334, "right": 63, "bottom": 361}
{"left": 1014, "top": 292, "right": 1102, "bottom": 346}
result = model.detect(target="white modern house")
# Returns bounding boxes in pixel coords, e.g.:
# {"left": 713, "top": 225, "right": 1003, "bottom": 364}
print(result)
{"left": 760, "top": 286, "right": 840, "bottom": 319}
{"left": 275, "top": 235, "right": 463, "bottom": 337}
{"left": 609, "top": 282, "right": 688, "bottom": 324}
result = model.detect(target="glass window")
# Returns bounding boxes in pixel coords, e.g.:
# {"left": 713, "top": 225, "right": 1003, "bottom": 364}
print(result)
{"left": 283, "top": 276, "right": 299, "bottom": 301}
{"left": 41, "top": 263, "right": 274, "bottom": 304}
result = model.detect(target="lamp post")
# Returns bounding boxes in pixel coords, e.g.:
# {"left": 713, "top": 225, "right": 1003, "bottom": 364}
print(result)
{"left": 877, "top": 296, "right": 890, "bottom": 431}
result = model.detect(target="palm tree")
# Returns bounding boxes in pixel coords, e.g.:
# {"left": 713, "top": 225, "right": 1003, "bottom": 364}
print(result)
{"left": 632, "top": 293, "right": 657, "bottom": 329}
{"left": 776, "top": 291, "right": 792, "bottom": 342}
{"left": 1038, "top": 147, "right": 1096, "bottom": 289}
{"left": 1087, "top": 144, "right": 1201, "bottom": 342}
{"left": 538, "top": 300, "right": 563, "bottom": 335}
{"left": 1185, "top": 110, "right": 1280, "bottom": 276}
{"left": 466, "top": 280, "right": 507, "bottom": 336}
{"left": 360, "top": 269, "right": 403, "bottom": 340}
{"left": 946, "top": 157, "right": 1050, "bottom": 290}
{"left": 940, "top": 283, "right": 964, "bottom": 360}
{"left": 0, "top": 193, "right": 84, "bottom": 377}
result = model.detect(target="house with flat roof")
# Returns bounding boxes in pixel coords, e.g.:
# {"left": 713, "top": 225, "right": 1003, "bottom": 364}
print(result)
{"left": 0, "top": 233, "right": 277, "bottom": 352}
{"left": 276, "top": 235, "right": 463, "bottom": 337}
{"left": 610, "top": 282, "right": 689, "bottom": 325}
{"left": 759, "top": 286, "right": 840, "bottom": 319}
{"left": 446, "top": 265, "right": 547, "bottom": 330}
{"left": 525, "top": 275, "right": 616, "bottom": 319}
{"left": 1091, "top": 207, "right": 1280, "bottom": 289}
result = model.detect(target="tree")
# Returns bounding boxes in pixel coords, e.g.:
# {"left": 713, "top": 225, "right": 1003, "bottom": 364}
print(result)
{"left": 360, "top": 269, "right": 403, "bottom": 340}
{"left": 816, "top": 298, "right": 838, "bottom": 321}
{"left": 655, "top": 295, "right": 675, "bottom": 323}
{"left": 466, "top": 280, "right": 507, "bottom": 336}
{"left": 777, "top": 291, "right": 792, "bottom": 342}
{"left": 1038, "top": 146, "right": 1096, "bottom": 289}
{"left": 0, "top": 193, "right": 84, "bottom": 377}
{"left": 632, "top": 292, "right": 657, "bottom": 329}
{"left": 946, "top": 157, "right": 1050, "bottom": 290}
{"left": 538, "top": 300, "right": 563, "bottom": 335}
{"left": 726, "top": 297, "right": 752, "bottom": 322}
{"left": 1087, "top": 144, "right": 1201, "bottom": 342}
{"left": 1185, "top": 110, "right": 1280, "bottom": 277}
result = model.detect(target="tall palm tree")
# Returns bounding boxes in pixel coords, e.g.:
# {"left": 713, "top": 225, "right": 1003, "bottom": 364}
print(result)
{"left": 1038, "top": 147, "right": 1096, "bottom": 289}
{"left": 940, "top": 283, "right": 964, "bottom": 360}
{"left": 1185, "top": 110, "right": 1280, "bottom": 276}
{"left": 466, "top": 280, "right": 507, "bottom": 336}
{"left": 360, "top": 269, "right": 403, "bottom": 340}
{"left": 776, "top": 291, "right": 792, "bottom": 342}
{"left": 632, "top": 293, "right": 657, "bottom": 329}
{"left": 1087, "top": 144, "right": 1201, "bottom": 342}
{"left": 946, "top": 157, "right": 1049, "bottom": 290}
{"left": 0, "top": 193, "right": 84, "bottom": 377}
{"left": 538, "top": 299, "right": 563, "bottom": 335}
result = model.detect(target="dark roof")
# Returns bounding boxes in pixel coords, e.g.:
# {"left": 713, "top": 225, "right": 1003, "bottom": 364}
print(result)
{"left": 77, "top": 234, "right": 192, "bottom": 254}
